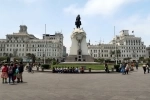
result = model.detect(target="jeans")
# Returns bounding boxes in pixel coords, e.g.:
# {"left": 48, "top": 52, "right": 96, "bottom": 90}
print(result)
{"left": 8, "top": 74, "right": 14, "bottom": 83}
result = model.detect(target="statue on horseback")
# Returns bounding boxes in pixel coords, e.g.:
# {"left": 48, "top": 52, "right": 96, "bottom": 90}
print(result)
{"left": 75, "top": 14, "right": 82, "bottom": 28}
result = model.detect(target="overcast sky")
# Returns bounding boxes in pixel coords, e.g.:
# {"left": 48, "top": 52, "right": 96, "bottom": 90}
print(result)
{"left": 0, "top": 0, "right": 150, "bottom": 52}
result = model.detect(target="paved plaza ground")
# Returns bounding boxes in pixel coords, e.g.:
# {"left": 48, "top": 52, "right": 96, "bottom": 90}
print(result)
{"left": 0, "top": 67, "right": 150, "bottom": 100}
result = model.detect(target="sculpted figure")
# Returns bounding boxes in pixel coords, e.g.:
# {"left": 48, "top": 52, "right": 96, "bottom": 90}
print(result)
{"left": 75, "top": 14, "right": 82, "bottom": 28}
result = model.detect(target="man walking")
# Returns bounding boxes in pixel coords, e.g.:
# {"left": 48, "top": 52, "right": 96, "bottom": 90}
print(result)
{"left": 8, "top": 64, "right": 15, "bottom": 84}
{"left": 135, "top": 62, "right": 138, "bottom": 70}
{"left": 19, "top": 62, "right": 24, "bottom": 83}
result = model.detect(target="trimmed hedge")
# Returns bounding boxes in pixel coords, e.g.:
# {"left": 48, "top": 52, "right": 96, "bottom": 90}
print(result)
{"left": 114, "top": 64, "right": 120, "bottom": 72}
{"left": 41, "top": 64, "right": 50, "bottom": 69}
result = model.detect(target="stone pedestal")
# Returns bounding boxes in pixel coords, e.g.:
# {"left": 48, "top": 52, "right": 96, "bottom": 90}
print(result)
{"left": 65, "top": 28, "right": 94, "bottom": 62}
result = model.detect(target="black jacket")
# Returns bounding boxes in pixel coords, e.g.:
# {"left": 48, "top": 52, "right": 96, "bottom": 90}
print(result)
{"left": 19, "top": 64, "right": 24, "bottom": 73}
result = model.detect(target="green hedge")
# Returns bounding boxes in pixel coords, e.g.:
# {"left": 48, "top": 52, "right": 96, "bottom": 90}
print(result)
{"left": 114, "top": 64, "right": 120, "bottom": 72}
{"left": 41, "top": 64, "right": 50, "bottom": 69}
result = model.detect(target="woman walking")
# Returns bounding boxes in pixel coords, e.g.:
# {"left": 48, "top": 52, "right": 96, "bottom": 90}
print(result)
{"left": 125, "top": 63, "right": 129, "bottom": 74}
{"left": 1, "top": 64, "right": 8, "bottom": 84}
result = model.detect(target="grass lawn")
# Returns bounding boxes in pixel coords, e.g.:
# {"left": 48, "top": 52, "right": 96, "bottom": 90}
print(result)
{"left": 52, "top": 64, "right": 113, "bottom": 70}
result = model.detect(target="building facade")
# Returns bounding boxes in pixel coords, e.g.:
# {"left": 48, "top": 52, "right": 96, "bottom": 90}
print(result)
{"left": 146, "top": 46, "right": 150, "bottom": 58}
{"left": 0, "top": 25, "right": 64, "bottom": 60}
{"left": 63, "top": 46, "right": 67, "bottom": 57}
{"left": 88, "top": 30, "right": 146, "bottom": 61}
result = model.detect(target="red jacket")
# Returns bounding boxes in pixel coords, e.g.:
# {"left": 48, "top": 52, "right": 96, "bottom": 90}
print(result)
{"left": 2, "top": 66, "right": 8, "bottom": 72}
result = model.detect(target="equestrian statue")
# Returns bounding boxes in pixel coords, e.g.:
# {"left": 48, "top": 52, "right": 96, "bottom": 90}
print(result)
{"left": 75, "top": 14, "right": 82, "bottom": 28}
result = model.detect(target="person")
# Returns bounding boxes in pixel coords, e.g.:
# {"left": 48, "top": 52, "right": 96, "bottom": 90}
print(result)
{"left": 125, "top": 63, "right": 129, "bottom": 74}
{"left": 119, "top": 63, "right": 122, "bottom": 72}
{"left": 75, "top": 67, "right": 78, "bottom": 73}
{"left": 105, "top": 63, "right": 109, "bottom": 73}
{"left": 18, "top": 62, "right": 24, "bottom": 83}
{"left": 121, "top": 63, "right": 126, "bottom": 75}
{"left": 1, "top": 64, "right": 8, "bottom": 84}
{"left": 135, "top": 62, "right": 138, "bottom": 70}
{"left": 142, "top": 63, "right": 147, "bottom": 74}
{"left": 13, "top": 63, "right": 17, "bottom": 82}
{"left": 146, "top": 63, "right": 149, "bottom": 73}
{"left": 28, "top": 63, "right": 34, "bottom": 73}
{"left": 16, "top": 65, "right": 21, "bottom": 83}
{"left": 8, "top": 64, "right": 14, "bottom": 84}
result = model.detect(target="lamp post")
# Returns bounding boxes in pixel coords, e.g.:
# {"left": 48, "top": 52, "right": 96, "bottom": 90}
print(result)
{"left": 114, "top": 26, "right": 117, "bottom": 65}
{"left": 44, "top": 24, "right": 46, "bottom": 64}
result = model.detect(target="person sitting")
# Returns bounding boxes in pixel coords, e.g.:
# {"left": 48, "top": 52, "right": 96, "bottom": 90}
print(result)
{"left": 64, "top": 67, "right": 66, "bottom": 73}
{"left": 60, "top": 67, "right": 63, "bottom": 73}
{"left": 75, "top": 67, "right": 79, "bottom": 73}
{"left": 70, "top": 67, "right": 72, "bottom": 73}
{"left": 72, "top": 67, "right": 75, "bottom": 73}
{"left": 80, "top": 67, "right": 84, "bottom": 73}
{"left": 67, "top": 67, "right": 69, "bottom": 73}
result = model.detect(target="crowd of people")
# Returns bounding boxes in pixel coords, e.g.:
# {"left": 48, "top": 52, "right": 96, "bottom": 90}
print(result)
{"left": 1, "top": 62, "right": 24, "bottom": 84}
{"left": 52, "top": 67, "right": 84, "bottom": 73}
{"left": 119, "top": 62, "right": 150, "bottom": 75}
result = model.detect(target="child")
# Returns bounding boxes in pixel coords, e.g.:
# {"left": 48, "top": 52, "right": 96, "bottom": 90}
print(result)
{"left": 1, "top": 64, "right": 8, "bottom": 84}
{"left": 16, "top": 66, "right": 20, "bottom": 83}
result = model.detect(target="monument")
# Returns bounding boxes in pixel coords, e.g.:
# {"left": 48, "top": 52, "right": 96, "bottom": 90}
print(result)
{"left": 65, "top": 15, "right": 94, "bottom": 62}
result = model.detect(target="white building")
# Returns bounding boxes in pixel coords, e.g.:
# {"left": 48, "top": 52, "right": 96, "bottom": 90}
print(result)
{"left": 63, "top": 46, "right": 67, "bottom": 57}
{"left": 146, "top": 46, "right": 150, "bottom": 58}
{"left": 88, "top": 30, "right": 146, "bottom": 62}
{"left": 0, "top": 25, "right": 64, "bottom": 60}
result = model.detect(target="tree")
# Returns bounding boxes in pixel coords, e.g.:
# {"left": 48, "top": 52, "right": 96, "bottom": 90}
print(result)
{"left": 26, "top": 53, "right": 36, "bottom": 63}
{"left": 123, "top": 57, "right": 132, "bottom": 62}
{"left": 105, "top": 59, "right": 111, "bottom": 63}
{"left": 144, "top": 58, "right": 150, "bottom": 63}
{"left": 110, "top": 50, "right": 121, "bottom": 60}
{"left": 98, "top": 58, "right": 104, "bottom": 63}
{"left": 139, "top": 57, "right": 144, "bottom": 62}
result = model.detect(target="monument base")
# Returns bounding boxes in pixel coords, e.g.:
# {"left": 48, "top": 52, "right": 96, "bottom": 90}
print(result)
{"left": 65, "top": 55, "right": 94, "bottom": 62}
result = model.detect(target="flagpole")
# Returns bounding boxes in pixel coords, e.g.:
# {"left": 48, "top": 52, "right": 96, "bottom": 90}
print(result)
{"left": 44, "top": 24, "right": 46, "bottom": 64}
{"left": 114, "top": 26, "right": 117, "bottom": 65}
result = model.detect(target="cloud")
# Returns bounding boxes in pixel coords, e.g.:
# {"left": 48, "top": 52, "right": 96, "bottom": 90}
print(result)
{"left": 64, "top": 0, "right": 141, "bottom": 16}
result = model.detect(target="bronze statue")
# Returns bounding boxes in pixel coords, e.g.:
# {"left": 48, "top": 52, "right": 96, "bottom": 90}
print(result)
{"left": 75, "top": 14, "right": 82, "bottom": 28}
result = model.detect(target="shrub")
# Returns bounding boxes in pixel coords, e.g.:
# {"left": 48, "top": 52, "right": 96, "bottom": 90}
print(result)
{"left": 41, "top": 64, "right": 50, "bottom": 69}
{"left": 114, "top": 64, "right": 120, "bottom": 72}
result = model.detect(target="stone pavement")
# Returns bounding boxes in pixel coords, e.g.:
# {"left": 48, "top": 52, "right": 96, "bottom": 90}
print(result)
{"left": 0, "top": 67, "right": 150, "bottom": 100}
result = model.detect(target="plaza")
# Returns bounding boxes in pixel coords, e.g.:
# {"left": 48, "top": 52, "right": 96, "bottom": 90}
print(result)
{"left": 0, "top": 67, "right": 150, "bottom": 100}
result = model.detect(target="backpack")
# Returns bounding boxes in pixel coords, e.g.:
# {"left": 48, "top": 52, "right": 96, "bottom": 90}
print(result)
{"left": 8, "top": 66, "right": 13, "bottom": 74}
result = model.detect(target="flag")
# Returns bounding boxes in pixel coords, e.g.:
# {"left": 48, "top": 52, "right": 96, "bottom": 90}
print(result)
{"left": 132, "top": 31, "right": 134, "bottom": 33}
